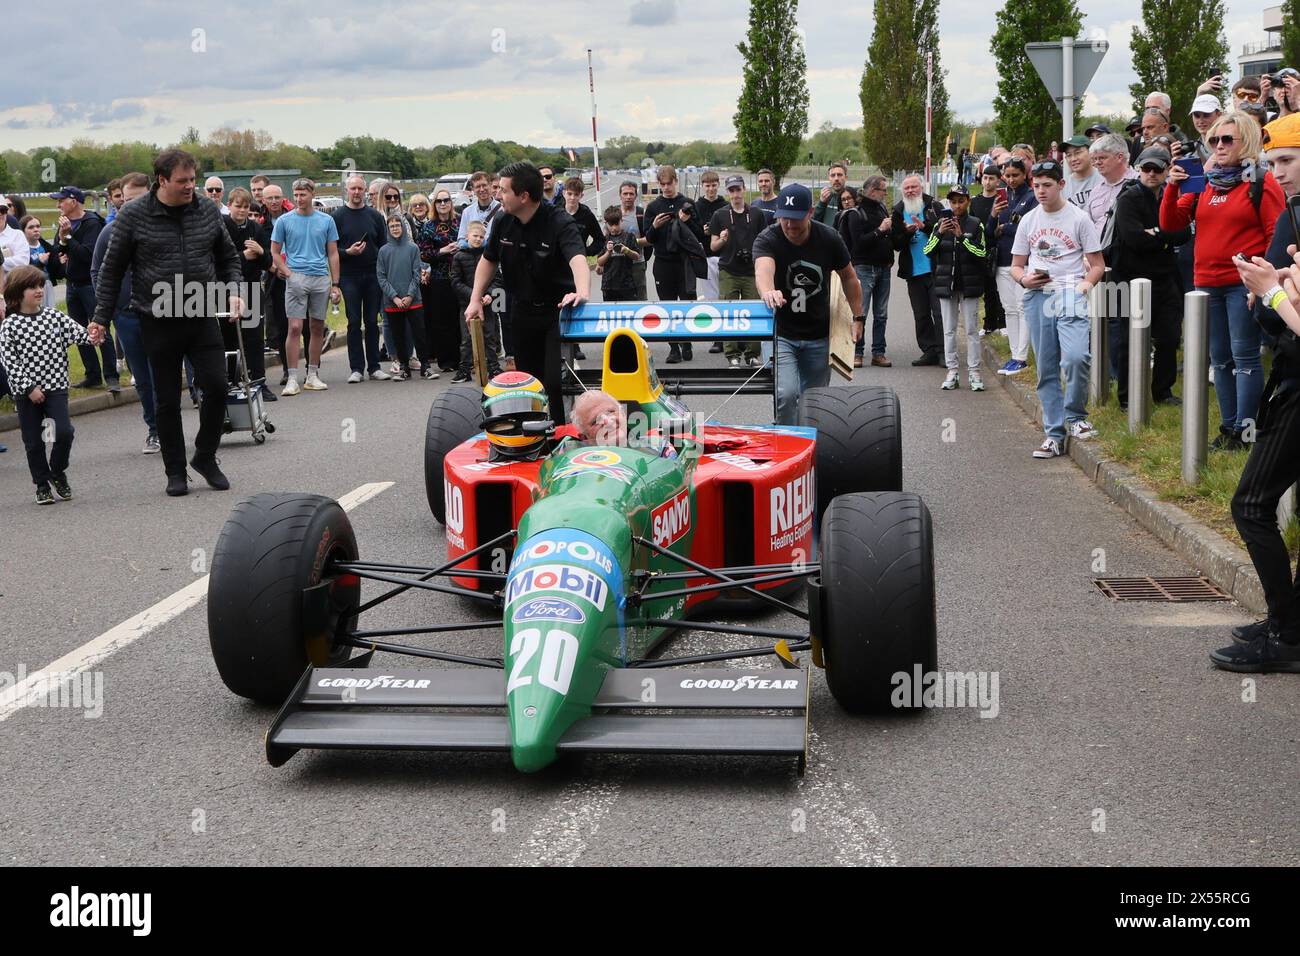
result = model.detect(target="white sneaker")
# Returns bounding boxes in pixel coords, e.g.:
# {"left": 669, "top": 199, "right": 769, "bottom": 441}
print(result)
{"left": 303, "top": 371, "right": 328, "bottom": 390}
{"left": 347, "top": 371, "right": 363, "bottom": 384}
{"left": 1032, "top": 438, "right": 1063, "bottom": 459}
{"left": 389, "top": 361, "right": 402, "bottom": 376}
{"left": 1069, "top": 419, "right": 1097, "bottom": 440}
{"left": 969, "top": 372, "right": 985, "bottom": 392}
{"left": 281, "top": 377, "right": 301, "bottom": 397}
{"left": 369, "top": 368, "right": 392, "bottom": 381}
{"left": 421, "top": 367, "right": 438, "bottom": 380}
{"left": 940, "top": 370, "right": 959, "bottom": 390}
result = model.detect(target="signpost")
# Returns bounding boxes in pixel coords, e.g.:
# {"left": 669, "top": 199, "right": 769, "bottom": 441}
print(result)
{"left": 1025, "top": 37, "right": 1109, "bottom": 142}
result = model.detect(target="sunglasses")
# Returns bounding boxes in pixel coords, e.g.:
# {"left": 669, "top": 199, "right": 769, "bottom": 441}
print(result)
{"left": 1031, "top": 161, "right": 1063, "bottom": 175}
{"left": 435, "top": 198, "right": 452, "bottom": 204}
{"left": 385, "top": 194, "right": 400, "bottom": 200}
{"left": 1207, "top": 134, "right": 1236, "bottom": 147}
{"left": 1139, "top": 164, "right": 1166, "bottom": 174}
{"left": 206, "top": 187, "right": 222, "bottom": 193}
{"left": 411, "top": 201, "right": 428, "bottom": 207}
{"left": 542, "top": 174, "right": 554, "bottom": 180}
{"left": 1236, "top": 90, "right": 1261, "bottom": 102}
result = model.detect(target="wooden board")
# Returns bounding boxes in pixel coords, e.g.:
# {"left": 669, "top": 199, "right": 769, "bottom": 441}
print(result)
{"left": 470, "top": 318, "right": 489, "bottom": 387}
{"left": 828, "top": 271, "right": 856, "bottom": 381}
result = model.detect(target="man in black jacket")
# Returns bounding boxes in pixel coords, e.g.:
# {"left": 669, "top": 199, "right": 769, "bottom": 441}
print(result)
{"left": 644, "top": 164, "right": 708, "bottom": 363}
{"left": 840, "top": 175, "right": 894, "bottom": 367}
{"left": 923, "top": 185, "right": 989, "bottom": 391}
{"left": 1108, "top": 146, "right": 1188, "bottom": 408}
{"left": 891, "top": 174, "right": 945, "bottom": 365}
{"left": 968, "top": 166, "right": 1006, "bottom": 334}
{"left": 90, "top": 149, "right": 244, "bottom": 497}
{"left": 50, "top": 186, "right": 115, "bottom": 390}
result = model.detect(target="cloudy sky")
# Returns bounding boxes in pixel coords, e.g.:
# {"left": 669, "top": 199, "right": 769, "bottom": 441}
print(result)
{"left": 3, "top": 1, "right": 1274, "bottom": 151}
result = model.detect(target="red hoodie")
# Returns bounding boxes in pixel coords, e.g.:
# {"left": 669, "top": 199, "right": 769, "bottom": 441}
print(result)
{"left": 1159, "top": 171, "right": 1283, "bottom": 287}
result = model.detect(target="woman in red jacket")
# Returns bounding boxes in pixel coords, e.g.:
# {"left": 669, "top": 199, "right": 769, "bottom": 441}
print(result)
{"left": 1161, "top": 111, "right": 1284, "bottom": 449}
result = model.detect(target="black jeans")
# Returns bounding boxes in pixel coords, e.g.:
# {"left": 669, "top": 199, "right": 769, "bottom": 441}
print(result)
{"left": 513, "top": 305, "right": 566, "bottom": 426}
{"left": 67, "top": 281, "right": 118, "bottom": 384}
{"left": 425, "top": 278, "right": 461, "bottom": 370}
{"left": 15, "top": 389, "right": 73, "bottom": 487}
{"left": 982, "top": 267, "right": 1005, "bottom": 331}
{"left": 1232, "top": 377, "right": 1300, "bottom": 633}
{"left": 220, "top": 310, "right": 265, "bottom": 383}
{"left": 386, "top": 307, "right": 429, "bottom": 369}
{"left": 1111, "top": 272, "right": 1182, "bottom": 404}
{"left": 906, "top": 274, "right": 942, "bottom": 356}
{"left": 339, "top": 272, "right": 384, "bottom": 375}
{"left": 140, "top": 317, "right": 227, "bottom": 477}
{"left": 653, "top": 257, "right": 695, "bottom": 358}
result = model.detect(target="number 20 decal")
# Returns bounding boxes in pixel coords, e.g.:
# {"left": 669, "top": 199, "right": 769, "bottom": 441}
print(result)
{"left": 507, "top": 628, "right": 579, "bottom": 696}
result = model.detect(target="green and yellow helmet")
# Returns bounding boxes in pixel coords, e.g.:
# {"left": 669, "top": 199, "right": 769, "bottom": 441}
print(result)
{"left": 482, "top": 371, "right": 550, "bottom": 457}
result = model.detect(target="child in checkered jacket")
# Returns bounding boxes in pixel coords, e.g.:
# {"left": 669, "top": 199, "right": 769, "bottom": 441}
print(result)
{"left": 0, "top": 265, "right": 89, "bottom": 504}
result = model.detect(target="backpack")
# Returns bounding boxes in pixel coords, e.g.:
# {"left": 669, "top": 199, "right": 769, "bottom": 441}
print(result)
{"left": 1098, "top": 179, "right": 1143, "bottom": 266}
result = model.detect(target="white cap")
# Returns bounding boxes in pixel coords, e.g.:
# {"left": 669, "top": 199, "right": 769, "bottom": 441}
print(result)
{"left": 0, "top": 194, "right": 10, "bottom": 207}
{"left": 1190, "top": 94, "right": 1223, "bottom": 115}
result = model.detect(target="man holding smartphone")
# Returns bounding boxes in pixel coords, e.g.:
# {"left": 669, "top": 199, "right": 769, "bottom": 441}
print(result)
{"left": 1010, "top": 160, "right": 1105, "bottom": 459}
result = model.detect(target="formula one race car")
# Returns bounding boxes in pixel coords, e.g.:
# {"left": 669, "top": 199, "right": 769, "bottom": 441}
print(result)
{"left": 206, "top": 301, "right": 936, "bottom": 773}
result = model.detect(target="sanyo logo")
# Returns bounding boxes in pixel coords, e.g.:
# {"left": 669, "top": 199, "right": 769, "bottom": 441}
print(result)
{"left": 651, "top": 488, "right": 691, "bottom": 547}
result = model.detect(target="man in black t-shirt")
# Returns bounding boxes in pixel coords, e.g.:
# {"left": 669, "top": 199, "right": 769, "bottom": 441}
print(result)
{"left": 472, "top": 161, "right": 588, "bottom": 425}
{"left": 754, "top": 184, "right": 864, "bottom": 424}
{"left": 331, "top": 174, "right": 390, "bottom": 381}
{"left": 709, "top": 175, "right": 765, "bottom": 366}
{"left": 644, "top": 164, "right": 708, "bottom": 363}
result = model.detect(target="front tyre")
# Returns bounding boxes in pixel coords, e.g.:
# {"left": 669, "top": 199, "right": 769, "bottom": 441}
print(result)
{"left": 816, "top": 492, "right": 937, "bottom": 713}
{"left": 208, "top": 493, "right": 359, "bottom": 704}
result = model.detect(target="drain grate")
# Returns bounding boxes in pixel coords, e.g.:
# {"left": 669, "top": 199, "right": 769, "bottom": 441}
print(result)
{"left": 1094, "top": 576, "right": 1231, "bottom": 602}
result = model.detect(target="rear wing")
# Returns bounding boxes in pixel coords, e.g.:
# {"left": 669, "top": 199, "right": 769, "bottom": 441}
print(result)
{"left": 560, "top": 300, "right": 777, "bottom": 403}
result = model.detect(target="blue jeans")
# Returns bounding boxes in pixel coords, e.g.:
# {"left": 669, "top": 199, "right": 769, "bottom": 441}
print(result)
{"left": 1023, "top": 288, "right": 1091, "bottom": 444}
{"left": 1199, "top": 283, "right": 1262, "bottom": 434}
{"left": 114, "top": 311, "right": 156, "bottom": 432}
{"left": 854, "top": 264, "right": 890, "bottom": 356}
{"left": 775, "top": 337, "right": 830, "bottom": 425}
{"left": 338, "top": 273, "right": 383, "bottom": 374}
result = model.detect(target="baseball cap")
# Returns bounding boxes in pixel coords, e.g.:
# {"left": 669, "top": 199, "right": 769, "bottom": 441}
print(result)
{"left": 1084, "top": 123, "right": 1112, "bottom": 136}
{"left": 0, "top": 194, "right": 9, "bottom": 209}
{"left": 48, "top": 185, "right": 85, "bottom": 203}
{"left": 1126, "top": 115, "right": 1144, "bottom": 131}
{"left": 1064, "top": 135, "right": 1091, "bottom": 149}
{"left": 724, "top": 175, "right": 745, "bottom": 190}
{"left": 946, "top": 184, "right": 970, "bottom": 198}
{"left": 1190, "top": 94, "right": 1223, "bottom": 116}
{"left": 772, "top": 183, "right": 812, "bottom": 219}
{"left": 1135, "top": 146, "right": 1171, "bottom": 170}
{"left": 1263, "top": 112, "right": 1300, "bottom": 150}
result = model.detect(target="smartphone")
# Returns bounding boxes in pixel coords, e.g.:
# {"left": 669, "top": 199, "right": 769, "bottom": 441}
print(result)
{"left": 940, "top": 209, "right": 955, "bottom": 220}
{"left": 1175, "top": 156, "right": 1206, "bottom": 195}
{"left": 1288, "top": 195, "right": 1300, "bottom": 247}
{"left": 997, "top": 187, "right": 1008, "bottom": 205}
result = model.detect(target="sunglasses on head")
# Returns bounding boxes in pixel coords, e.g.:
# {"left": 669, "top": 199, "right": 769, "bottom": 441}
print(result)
{"left": 1031, "top": 161, "right": 1063, "bottom": 176}
{"left": 1208, "top": 134, "right": 1236, "bottom": 147}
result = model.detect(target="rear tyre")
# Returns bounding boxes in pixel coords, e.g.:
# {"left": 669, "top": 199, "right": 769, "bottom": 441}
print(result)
{"left": 800, "top": 386, "right": 902, "bottom": 522}
{"left": 208, "top": 493, "right": 359, "bottom": 704}
{"left": 816, "top": 492, "right": 937, "bottom": 713}
{"left": 424, "top": 386, "right": 484, "bottom": 523}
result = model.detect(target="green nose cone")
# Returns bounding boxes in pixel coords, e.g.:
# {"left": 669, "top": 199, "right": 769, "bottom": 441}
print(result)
{"left": 508, "top": 681, "right": 579, "bottom": 773}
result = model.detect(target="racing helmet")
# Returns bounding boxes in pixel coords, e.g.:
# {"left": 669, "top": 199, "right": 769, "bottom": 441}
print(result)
{"left": 482, "top": 371, "right": 550, "bottom": 458}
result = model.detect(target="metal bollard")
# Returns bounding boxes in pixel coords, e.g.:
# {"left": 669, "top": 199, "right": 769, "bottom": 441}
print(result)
{"left": 1182, "top": 291, "right": 1210, "bottom": 484}
{"left": 1088, "top": 271, "right": 1109, "bottom": 406}
{"left": 1128, "top": 278, "right": 1153, "bottom": 431}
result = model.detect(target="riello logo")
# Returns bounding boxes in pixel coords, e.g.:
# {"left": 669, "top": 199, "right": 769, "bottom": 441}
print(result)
{"left": 651, "top": 488, "right": 690, "bottom": 547}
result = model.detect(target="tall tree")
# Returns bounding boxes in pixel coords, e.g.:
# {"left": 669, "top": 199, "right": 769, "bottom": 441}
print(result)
{"left": 734, "top": 0, "right": 809, "bottom": 182}
{"left": 1282, "top": 0, "right": 1300, "bottom": 78}
{"left": 1129, "top": 0, "right": 1229, "bottom": 121}
{"left": 989, "top": 0, "right": 1083, "bottom": 149}
{"left": 859, "top": 0, "right": 952, "bottom": 175}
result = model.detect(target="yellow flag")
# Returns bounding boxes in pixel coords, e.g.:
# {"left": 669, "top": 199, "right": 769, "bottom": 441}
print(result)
{"left": 969, "top": 128, "right": 978, "bottom": 152}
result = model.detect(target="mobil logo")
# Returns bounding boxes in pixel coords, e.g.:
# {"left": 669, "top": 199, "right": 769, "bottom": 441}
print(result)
{"left": 651, "top": 488, "right": 691, "bottom": 548}
{"left": 771, "top": 469, "right": 815, "bottom": 535}
{"left": 506, "top": 563, "right": 609, "bottom": 611}
{"left": 444, "top": 478, "right": 465, "bottom": 534}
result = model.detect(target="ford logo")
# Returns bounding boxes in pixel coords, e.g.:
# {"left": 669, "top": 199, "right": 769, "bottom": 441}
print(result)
{"left": 511, "top": 598, "right": 586, "bottom": 625}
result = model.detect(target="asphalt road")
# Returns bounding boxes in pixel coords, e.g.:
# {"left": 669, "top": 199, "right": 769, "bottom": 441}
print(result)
{"left": 1, "top": 277, "right": 1296, "bottom": 867}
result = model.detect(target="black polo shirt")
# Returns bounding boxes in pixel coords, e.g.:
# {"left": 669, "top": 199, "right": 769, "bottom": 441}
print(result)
{"left": 484, "top": 201, "right": 586, "bottom": 308}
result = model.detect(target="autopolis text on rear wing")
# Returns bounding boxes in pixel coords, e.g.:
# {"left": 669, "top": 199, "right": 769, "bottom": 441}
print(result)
{"left": 560, "top": 300, "right": 776, "bottom": 342}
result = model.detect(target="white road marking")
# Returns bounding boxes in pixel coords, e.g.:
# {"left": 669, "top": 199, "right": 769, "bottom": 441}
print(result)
{"left": 0, "top": 482, "right": 394, "bottom": 723}
{"left": 797, "top": 728, "right": 898, "bottom": 866}
{"left": 513, "top": 776, "right": 626, "bottom": 867}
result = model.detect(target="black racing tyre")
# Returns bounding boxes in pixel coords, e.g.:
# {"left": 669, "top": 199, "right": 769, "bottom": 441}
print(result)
{"left": 799, "top": 386, "right": 902, "bottom": 517}
{"left": 424, "top": 386, "right": 484, "bottom": 523}
{"left": 816, "top": 492, "right": 937, "bottom": 713}
{"left": 208, "top": 493, "right": 359, "bottom": 704}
